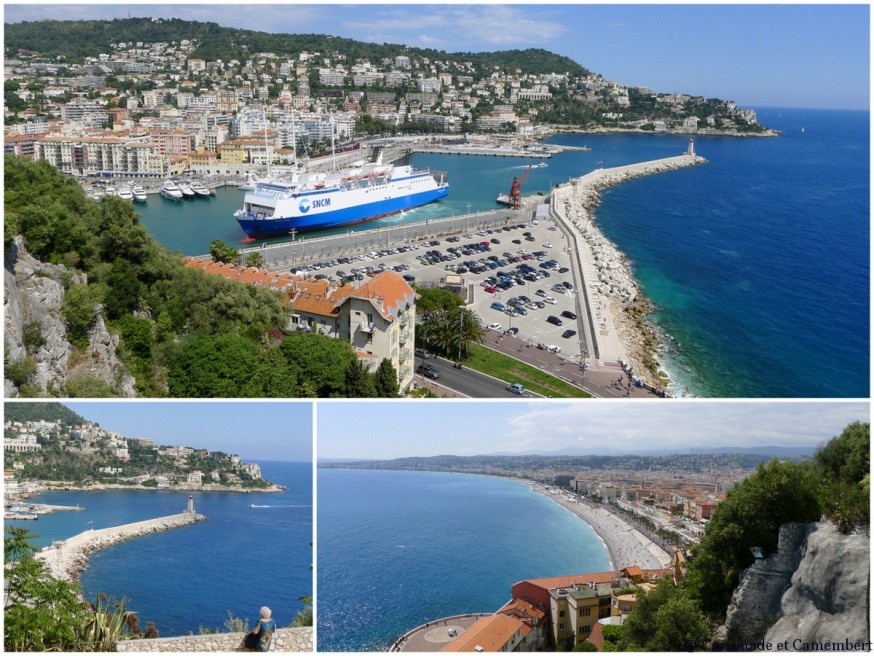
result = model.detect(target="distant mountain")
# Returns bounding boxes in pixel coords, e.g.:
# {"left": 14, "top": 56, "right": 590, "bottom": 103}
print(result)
{"left": 521, "top": 445, "right": 817, "bottom": 459}
{"left": 4, "top": 401, "right": 86, "bottom": 426}
{"left": 319, "top": 451, "right": 794, "bottom": 474}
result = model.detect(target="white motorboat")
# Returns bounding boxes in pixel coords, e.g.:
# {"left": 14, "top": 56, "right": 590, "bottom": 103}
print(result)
{"left": 190, "top": 180, "right": 211, "bottom": 197}
{"left": 177, "top": 181, "right": 196, "bottom": 198}
{"left": 160, "top": 180, "right": 184, "bottom": 201}
{"left": 131, "top": 185, "right": 148, "bottom": 202}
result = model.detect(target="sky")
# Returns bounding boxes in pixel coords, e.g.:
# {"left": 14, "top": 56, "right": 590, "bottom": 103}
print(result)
{"left": 317, "top": 401, "right": 870, "bottom": 460}
{"left": 3, "top": 3, "right": 870, "bottom": 110}
{"left": 63, "top": 401, "right": 313, "bottom": 462}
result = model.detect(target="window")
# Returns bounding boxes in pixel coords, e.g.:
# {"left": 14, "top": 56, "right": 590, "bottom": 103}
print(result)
{"left": 579, "top": 626, "right": 591, "bottom": 635}
{"left": 558, "top": 623, "right": 565, "bottom": 631}
{"left": 579, "top": 607, "right": 591, "bottom": 617}
{"left": 559, "top": 610, "right": 565, "bottom": 618}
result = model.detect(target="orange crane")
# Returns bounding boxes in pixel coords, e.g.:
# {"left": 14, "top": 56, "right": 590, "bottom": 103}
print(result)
{"left": 507, "top": 164, "right": 533, "bottom": 209}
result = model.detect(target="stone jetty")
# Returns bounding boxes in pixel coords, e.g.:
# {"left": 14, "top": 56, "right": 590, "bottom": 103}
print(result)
{"left": 551, "top": 151, "right": 706, "bottom": 387}
{"left": 36, "top": 499, "right": 206, "bottom": 582}
{"left": 115, "top": 627, "right": 313, "bottom": 652}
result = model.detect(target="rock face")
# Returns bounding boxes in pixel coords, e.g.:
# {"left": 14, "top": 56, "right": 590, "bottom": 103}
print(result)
{"left": 719, "top": 522, "right": 869, "bottom": 650}
{"left": 4, "top": 236, "right": 136, "bottom": 397}
{"left": 765, "top": 523, "right": 870, "bottom": 650}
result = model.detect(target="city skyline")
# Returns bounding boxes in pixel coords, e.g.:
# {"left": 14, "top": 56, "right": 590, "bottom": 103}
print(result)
{"left": 60, "top": 401, "right": 313, "bottom": 462}
{"left": 4, "top": 3, "right": 869, "bottom": 110}
{"left": 317, "top": 401, "right": 870, "bottom": 460}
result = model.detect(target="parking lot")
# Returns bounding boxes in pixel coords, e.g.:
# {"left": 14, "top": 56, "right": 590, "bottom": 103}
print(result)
{"left": 279, "top": 210, "right": 591, "bottom": 364}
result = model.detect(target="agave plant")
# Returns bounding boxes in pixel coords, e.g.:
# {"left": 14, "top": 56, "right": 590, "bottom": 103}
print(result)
{"left": 80, "top": 594, "right": 136, "bottom": 650}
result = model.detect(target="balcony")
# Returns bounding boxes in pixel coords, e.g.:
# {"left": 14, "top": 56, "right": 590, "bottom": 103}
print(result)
{"left": 359, "top": 320, "right": 375, "bottom": 334}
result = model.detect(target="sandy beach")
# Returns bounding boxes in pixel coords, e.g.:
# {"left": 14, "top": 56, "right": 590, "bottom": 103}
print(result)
{"left": 528, "top": 482, "right": 672, "bottom": 571}
{"left": 551, "top": 153, "right": 705, "bottom": 389}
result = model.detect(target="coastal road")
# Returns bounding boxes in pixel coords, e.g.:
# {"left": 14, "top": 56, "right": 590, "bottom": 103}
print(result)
{"left": 415, "top": 356, "right": 540, "bottom": 398}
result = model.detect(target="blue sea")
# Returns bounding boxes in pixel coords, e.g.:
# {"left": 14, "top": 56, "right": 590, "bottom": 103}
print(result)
{"left": 316, "top": 469, "right": 610, "bottom": 652}
{"left": 134, "top": 108, "right": 869, "bottom": 398}
{"left": 4, "top": 461, "right": 312, "bottom": 637}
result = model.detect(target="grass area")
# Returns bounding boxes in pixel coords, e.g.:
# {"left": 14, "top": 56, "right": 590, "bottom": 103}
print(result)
{"left": 465, "top": 344, "right": 590, "bottom": 398}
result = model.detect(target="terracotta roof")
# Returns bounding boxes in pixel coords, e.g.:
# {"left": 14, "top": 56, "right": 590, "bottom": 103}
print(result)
{"left": 347, "top": 270, "right": 416, "bottom": 320}
{"left": 587, "top": 623, "right": 605, "bottom": 651}
{"left": 440, "top": 614, "right": 524, "bottom": 652}
{"left": 497, "top": 598, "right": 545, "bottom": 623}
{"left": 517, "top": 570, "right": 621, "bottom": 591}
{"left": 621, "top": 566, "right": 643, "bottom": 578}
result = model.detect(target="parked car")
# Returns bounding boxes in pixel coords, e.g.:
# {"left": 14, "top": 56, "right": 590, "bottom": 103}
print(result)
{"left": 561, "top": 310, "right": 577, "bottom": 320}
{"left": 561, "top": 329, "right": 577, "bottom": 339}
{"left": 547, "top": 345, "right": 561, "bottom": 354}
{"left": 490, "top": 301, "right": 508, "bottom": 312}
{"left": 546, "top": 315, "right": 564, "bottom": 326}
{"left": 415, "top": 348, "right": 431, "bottom": 359}
{"left": 487, "top": 322, "right": 503, "bottom": 331}
{"left": 506, "top": 383, "right": 526, "bottom": 395}
{"left": 552, "top": 284, "right": 567, "bottom": 294}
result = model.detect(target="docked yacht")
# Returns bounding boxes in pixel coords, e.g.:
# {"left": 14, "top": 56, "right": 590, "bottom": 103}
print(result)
{"left": 160, "top": 180, "right": 184, "bottom": 201}
{"left": 177, "top": 181, "right": 196, "bottom": 198}
{"left": 116, "top": 186, "right": 134, "bottom": 201}
{"left": 131, "top": 185, "right": 148, "bottom": 202}
{"left": 190, "top": 180, "right": 211, "bottom": 197}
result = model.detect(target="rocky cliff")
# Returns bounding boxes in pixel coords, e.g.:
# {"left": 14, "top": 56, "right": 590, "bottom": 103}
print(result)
{"left": 4, "top": 237, "right": 136, "bottom": 397}
{"left": 717, "top": 521, "right": 869, "bottom": 650}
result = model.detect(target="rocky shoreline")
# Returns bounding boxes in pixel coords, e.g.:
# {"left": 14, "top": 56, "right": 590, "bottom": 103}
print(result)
{"left": 553, "top": 154, "right": 706, "bottom": 389}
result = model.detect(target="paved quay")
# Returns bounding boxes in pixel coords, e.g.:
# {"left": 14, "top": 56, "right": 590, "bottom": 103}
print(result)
{"left": 36, "top": 502, "right": 206, "bottom": 582}
{"left": 392, "top": 614, "right": 490, "bottom": 652}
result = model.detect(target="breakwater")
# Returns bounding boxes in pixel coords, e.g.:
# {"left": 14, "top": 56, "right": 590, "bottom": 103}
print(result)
{"left": 551, "top": 152, "right": 706, "bottom": 387}
{"left": 114, "top": 627, "right": 312, "bottom": 652}
{"left": 36, "top": 509, "right": 206, "bottom": 582}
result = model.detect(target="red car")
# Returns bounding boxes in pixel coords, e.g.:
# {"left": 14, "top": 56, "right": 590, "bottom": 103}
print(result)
{"left": 484, "top": 286, "right": 497, "bottom": 293}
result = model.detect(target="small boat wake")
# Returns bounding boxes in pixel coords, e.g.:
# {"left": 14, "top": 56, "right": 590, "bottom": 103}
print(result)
{"left": 248, "top": 504, "right": 311, "bottom": 508}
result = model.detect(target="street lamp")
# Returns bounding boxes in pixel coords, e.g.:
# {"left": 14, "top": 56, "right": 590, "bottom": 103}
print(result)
{"left": 289, "top": 228, "right": 297, "bottom": 270}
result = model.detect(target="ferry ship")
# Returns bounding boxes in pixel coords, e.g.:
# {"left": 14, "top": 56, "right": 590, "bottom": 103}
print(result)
{"left": 234, "top": 161, "right": 449, "bottom": 241}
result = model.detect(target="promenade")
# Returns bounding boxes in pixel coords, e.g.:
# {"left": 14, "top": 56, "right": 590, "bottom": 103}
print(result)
{"left": 36, "top": 504, "right": 206, "bottom": 582}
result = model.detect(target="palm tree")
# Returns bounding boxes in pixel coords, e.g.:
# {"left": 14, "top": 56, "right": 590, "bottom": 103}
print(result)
{"left": 419, "top": 307, "right": 484, "bottom": 360}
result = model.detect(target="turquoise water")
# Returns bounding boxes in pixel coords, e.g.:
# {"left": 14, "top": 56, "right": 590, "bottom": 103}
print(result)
{"left": 4, "top": 461, "right": 312, "bottom": 637}
{"left": 316, "top": 469, "right": 610, "bottom": 652}
{"left": 133, "top": 109, "right": 869, "bottom": 397}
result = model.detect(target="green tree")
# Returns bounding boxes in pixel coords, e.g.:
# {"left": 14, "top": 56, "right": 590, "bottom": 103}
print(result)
{"left": 166, "top": 333, "right": 262, "bottom": 397}
{"left": 813, "top": 421, "right": 870, "bottom": 532}
{"left": 279, "top": 332, "right": 356, "bottom": 397}
{"left": 61, "top": 282, "right": 101, "bottom": 348}
{"left": 374, "top": 359, "right": 400, "bottom": 397}
{"left": 210, "top": 239, "right": 241, "bottom": 265}
{"left": 245, "top": 250, "right": 263, "bottom": 268}
{"left": 683, "top": 459, "right": 821, "bottom": 617}
{"left": 344, "top": 358, "right": 377, "bottom": 397}
{"left": 619, "top": 579, "right": 709, "bottom": 651}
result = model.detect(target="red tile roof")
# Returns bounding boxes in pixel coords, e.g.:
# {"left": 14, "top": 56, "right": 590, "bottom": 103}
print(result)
{"left": 440, "top": 615, "right": 524, "bottom": 652}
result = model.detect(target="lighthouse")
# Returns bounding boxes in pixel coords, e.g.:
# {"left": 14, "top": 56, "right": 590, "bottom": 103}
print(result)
{"left": 187, "top": 495, "right": 195, "bottom": 514}
{"left": 687, "top": 139, "right": 695, "bottom": 156}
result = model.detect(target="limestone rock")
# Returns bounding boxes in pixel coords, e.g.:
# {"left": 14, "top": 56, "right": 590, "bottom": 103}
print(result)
{"left": 4, "top": 237, "right": 136, "bottom": 397}
{"left": 764, "top": 523, "right": 869, "bottom": 649}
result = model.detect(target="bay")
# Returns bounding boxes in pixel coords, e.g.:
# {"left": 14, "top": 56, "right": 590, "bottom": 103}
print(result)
{"left": 316, "top": 468, "right": 610, "bottom": 652}
{"left": 133, "top": 108, "right": 869, "bottom": 397}
{"left": 5, "top": 461, "right": 312, "bottom": 637}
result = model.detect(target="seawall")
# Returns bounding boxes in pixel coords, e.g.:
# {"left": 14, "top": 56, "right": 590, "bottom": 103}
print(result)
{"left": 35, "top": 511, "right": 207, "bottom": 582}
{"left": 115, "top": 627, "right": 313, "bottom": 652}
{"left": 550, "top": 152, "right": 706, "bottom": 386}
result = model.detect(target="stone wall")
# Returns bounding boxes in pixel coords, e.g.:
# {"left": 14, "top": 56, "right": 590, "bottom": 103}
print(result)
{"left": 115, "top": 627, "right": 313, "bottom": 652}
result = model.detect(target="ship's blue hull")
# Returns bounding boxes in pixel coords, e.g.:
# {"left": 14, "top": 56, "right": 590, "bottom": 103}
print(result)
{"left": 237, "top": 185, "right": 449, "bottom": 240}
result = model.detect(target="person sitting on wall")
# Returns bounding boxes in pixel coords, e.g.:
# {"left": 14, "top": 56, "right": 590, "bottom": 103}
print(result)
{"left": 246, "top": 606, "right": 276, "bottom": 651}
